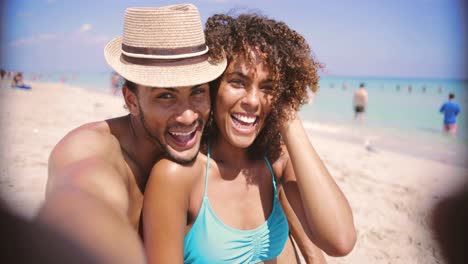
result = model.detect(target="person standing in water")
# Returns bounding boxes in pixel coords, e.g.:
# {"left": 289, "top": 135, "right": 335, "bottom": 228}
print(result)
{"left": 439, "top": 93, "right": 461, "bottom": 135}
{"left": 353, "top": 82, "right": 368, "bottom": 125}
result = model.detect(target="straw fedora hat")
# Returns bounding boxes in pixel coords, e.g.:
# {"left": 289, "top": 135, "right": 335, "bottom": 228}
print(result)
{"left": 104, "top": 4, "right": 226, "bottom": 88}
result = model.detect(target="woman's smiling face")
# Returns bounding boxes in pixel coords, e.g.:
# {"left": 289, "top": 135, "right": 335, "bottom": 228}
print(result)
{"left": 214, "top": 51, "right": 274, "bottom": 149}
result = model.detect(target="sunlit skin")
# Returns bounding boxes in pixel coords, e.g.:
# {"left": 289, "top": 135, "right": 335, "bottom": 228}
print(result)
{"left": 214, "top": 52, "right": 274, "bottom": 152}
{"left": 131, "top": 83, "right": 211, "bottom": 164}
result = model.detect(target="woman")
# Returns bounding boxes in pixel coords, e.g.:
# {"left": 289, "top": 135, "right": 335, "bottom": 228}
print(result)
{"left": 143, "top": 13, "right": 356, "bottom": 263}
{"left": 11, "top": 72, "right": 31, "bottom": 89}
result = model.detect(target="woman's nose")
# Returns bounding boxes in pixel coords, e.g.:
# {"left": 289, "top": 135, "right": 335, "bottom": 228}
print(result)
{"left": 241, "top": 88, "right": 260, "bottom": 111}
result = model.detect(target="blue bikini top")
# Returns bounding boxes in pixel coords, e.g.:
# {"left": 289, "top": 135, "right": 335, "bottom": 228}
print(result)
{"left": 183, "top": 149, "right": 289, "bottom": 263}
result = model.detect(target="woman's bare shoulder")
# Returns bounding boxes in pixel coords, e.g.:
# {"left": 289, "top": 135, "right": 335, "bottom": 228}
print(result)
{"left": 149, "top": 153, "right": 208, "bottom": 188}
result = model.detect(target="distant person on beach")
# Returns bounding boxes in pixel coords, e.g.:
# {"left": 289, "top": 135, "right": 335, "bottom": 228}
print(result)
{"left": 0, "top": 69, "right": 5, "bottom": 79}
{"left": 143, "top": 13, "right": 355, "bottom": 263}
{"left": 353, "top": 82, "right": 368, "bottom": 125}
{"left": 110, "top": 71, "right": 122, "bottom": 95}
{"left": 438, "top": 85, "right": 443, "bottom": 94}
{"left": 37, "top": 5, "right": 227, "bottom": 263}
{"left": 11, "top": 72, "right": 31, "bottom": 90}
{"left": 439, "top": 93, "right": 460, "bottom": 135}
{"left": 342, "top": 81, "right": 348, "bottom": 90}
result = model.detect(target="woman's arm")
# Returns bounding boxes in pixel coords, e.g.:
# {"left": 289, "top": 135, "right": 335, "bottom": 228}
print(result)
{"left": 280, "top": 117, "right": 356, "bottom": 256}
{"left": 143, "top": 159, "right": 195, "bottom": 263}
{"left": 278, "top": 185, "right": 326, "bottom": 263}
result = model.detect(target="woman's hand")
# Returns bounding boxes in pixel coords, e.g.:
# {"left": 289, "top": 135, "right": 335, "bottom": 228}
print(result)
{"left": 279, "top": 107, "right": 298, "bottom": 137}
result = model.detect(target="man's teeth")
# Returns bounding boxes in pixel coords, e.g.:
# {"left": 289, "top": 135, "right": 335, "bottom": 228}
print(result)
{"left": 232, "top": 114, "right": 257, "bottom": 124}
{"left": 169, "top": 127, "right": 196, "bottom": 136}
{"left": 170, "top": 131, "right": 191, "bottom": 136}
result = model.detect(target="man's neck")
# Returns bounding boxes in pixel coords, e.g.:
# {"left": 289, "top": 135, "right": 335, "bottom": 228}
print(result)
{"left": 117, "top": 115, "right": 164, "bottom": 189}
{"left": 130, "top": 115, "right": 164, "bottom": 166}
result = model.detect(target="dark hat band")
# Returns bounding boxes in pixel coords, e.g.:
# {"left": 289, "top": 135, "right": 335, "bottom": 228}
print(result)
{"left": 121, "top": 53, "right": 209, "bottom": 66}
{"left": 122, "top": 43, "right": 207, "bottom": 57}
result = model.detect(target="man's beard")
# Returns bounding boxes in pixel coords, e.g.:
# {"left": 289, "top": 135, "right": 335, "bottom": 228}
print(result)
{"left": 140, "top": 109, "right": 201, "bottom": 165}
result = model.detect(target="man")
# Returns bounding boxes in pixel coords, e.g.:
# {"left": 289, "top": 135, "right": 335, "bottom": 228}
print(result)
{"left": 1, "top": 201, "right": 99, "bottom": 263}
{"left": 439, "top": 93, "right": 461, "bottom": 135}
{"left": 353, "top": 82, "right": 368, "bottom": 125}
{"left": 37, "top": 4, "right": 226, "bottom": 263}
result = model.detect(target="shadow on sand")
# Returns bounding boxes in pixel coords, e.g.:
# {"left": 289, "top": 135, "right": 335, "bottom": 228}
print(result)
{"left": 431, "top": 180, "right": 468, "bottom": 264}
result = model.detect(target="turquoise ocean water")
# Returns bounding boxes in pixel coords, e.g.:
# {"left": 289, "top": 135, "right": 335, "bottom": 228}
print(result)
{"left": 301, "top": 76, "right": 467, "bottom": 167}
{"left": 15, "top": 72, "right": 468, "bottom": 167}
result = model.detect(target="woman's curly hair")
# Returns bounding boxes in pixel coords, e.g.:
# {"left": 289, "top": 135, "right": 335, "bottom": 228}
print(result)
{"left": 203, "top": 13, "right": 321, "bottom": 162}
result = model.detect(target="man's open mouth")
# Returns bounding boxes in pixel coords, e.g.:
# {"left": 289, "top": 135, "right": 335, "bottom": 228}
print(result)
{"left": 168, "top": 125, "right": 198, "bottom": 147}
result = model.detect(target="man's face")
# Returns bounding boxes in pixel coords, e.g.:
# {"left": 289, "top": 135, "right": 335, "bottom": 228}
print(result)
{"left": 135, "top": 83, "right": 210, "bottom": 164}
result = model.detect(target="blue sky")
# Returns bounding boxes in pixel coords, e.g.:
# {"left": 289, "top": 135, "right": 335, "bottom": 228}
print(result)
{"left": 1, "top": 0, "right": 466, "bottom": 79}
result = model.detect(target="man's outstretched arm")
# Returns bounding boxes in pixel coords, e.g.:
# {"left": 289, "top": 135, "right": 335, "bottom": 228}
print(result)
{"left": 38, "top": 128, "right": 145, "bottom": 264}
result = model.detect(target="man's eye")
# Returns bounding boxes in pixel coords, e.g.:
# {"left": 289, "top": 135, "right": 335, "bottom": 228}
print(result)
{"left": 192, "top": 89, "right": 205, "bottom": 95}
{"left": 157, "top": 93, "right": 174, "bottom": 99}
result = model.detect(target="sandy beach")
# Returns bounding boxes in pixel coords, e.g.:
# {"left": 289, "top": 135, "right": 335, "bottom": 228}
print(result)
{"left": 0, "top": 82, "right": 466, "bottom": 263}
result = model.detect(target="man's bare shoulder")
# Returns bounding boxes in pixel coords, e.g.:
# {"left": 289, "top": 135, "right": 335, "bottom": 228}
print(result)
{"left": 47, "top": 120, "right": 128, "bottom": 192}
{"left": 51, "top": 121, "right": 120, "bottom": 164}
{"left": 45, "top": 120, "right": 130, "bottom": 215}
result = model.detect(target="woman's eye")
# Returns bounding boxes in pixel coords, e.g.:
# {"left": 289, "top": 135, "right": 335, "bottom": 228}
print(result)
{"left": 229, "top": 79, "right": 245, "bottom": 88}
{"left": 262, "top": 85, "right": 273, "bottom": 91}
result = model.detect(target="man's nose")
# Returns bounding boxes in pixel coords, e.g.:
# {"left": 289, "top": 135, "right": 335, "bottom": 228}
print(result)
{"left": 175, "top": 107, "right": 199, "bottom": 125}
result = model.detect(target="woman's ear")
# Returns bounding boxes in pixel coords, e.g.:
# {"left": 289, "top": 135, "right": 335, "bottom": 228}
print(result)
{"left": 122, "top": 85, "right": 140, "bottom": 116}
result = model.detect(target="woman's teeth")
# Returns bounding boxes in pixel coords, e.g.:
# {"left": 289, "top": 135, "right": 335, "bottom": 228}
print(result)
{"left": 231, "top": 113, "right": 257, "bottom": 124}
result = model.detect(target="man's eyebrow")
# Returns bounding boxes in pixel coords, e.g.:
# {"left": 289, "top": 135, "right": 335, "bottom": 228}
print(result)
{"left": 150, "top": 87, "right": 178, "bottom": 93}
{"left": 192, "top": 84, "right": 208, "bottom": 89}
